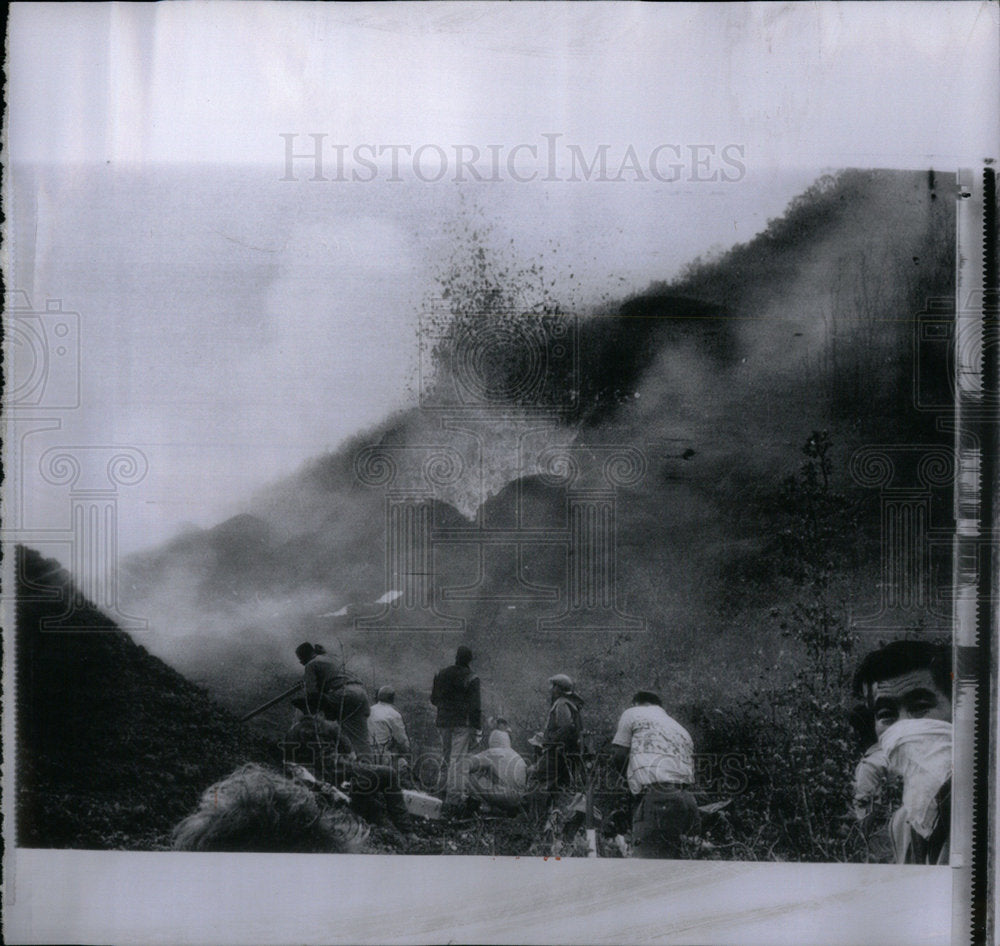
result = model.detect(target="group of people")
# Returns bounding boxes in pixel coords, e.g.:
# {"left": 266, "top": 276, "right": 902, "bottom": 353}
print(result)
{"left": 286, "top": 637, "right": 954, "bottom": 863}
{"left": 430, "top": 645, "right": 531, "bottom": 815}
{"left": 288, "top": 641, "right": 704, "bottom": 857}
{"left": 286, "top": 642, "right": 414, "bottom": 833}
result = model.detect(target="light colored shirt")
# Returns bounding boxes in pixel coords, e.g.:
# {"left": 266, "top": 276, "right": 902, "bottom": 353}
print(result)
{"left": 368, "top": 701, "right": 410, "bottom": 758}
{"left": 612, "top": 704, "right": 695, "bottom": 794}
{"left": 852, "top": 744, "right": 890, "bottom": 822}
{"left": 880, "top": 718, "right": 952, "bottom": 841}
{"left": 468, "top": 746, "right": 527, "bottom": 807}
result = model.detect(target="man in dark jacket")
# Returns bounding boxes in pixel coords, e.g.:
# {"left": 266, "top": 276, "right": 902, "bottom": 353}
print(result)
{"left": 430, "top": 645, "right": 482, "bottom": 815}
{"left": 293, "top": 642, "right": 372, "bottom": 761}
{"left": 538, "top": 673, "right": 585, "bottom": 797}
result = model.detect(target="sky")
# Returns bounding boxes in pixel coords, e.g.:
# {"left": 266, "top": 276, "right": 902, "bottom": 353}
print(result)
{"left": 8, "top": 3, "right": 998, "bottom": 167}
{"left": 5, "top": 1, "right": 999, "bottom": 558}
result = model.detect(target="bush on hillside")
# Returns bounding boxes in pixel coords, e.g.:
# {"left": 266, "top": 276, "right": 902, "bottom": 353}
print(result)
{"left": 682, "top": 434, "right": 893, "bottom": 862}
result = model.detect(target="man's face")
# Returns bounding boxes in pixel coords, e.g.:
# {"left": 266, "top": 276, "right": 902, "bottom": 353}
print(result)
{"left": 870, "top": 668, "right": 952, "bottom": 738}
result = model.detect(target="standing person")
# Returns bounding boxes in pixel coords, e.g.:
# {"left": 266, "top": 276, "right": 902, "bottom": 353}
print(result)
{"left": 368, "top": 686, "right": 411, "bottom": 775}
{"left": 294, "top": 642, "right": 372, "bottom": 761}
{"left": 611, "top": 690, "right": 699, "bottom": 859}
{"left": 430, "top": 645, "right": 481, "bottom": 816}
{"left": 852, "top": 640, "right": 952, "bottom": 865}
{"left": 533, "top": 674, "right": 585, "bottom": 810}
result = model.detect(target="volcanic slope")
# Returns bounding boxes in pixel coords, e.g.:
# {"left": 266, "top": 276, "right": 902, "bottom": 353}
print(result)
{"left": 14, "top": 545, "right": 278, "bottom": 850}
{"left": 120, "top": 168, "right": 955, "bottom": 732}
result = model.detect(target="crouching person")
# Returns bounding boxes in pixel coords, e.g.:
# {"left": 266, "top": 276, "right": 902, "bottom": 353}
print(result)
{"left": 467, "top": 728, "right": 528, "bottom": 813}
{"left": 284, "top": 715, "right": 412, "bottom": 834}
{"left": 293, "top": 642, "right": 373, "bottom": 761}
{"left": 369, "top": 686, "right": 413, "bottom": 786}
{"left": 172, "top": 763, "right": 368, "bottom": 853}
{"left": 611, "top": 690, "right": 699, "bottom": 858}
{"left": 852, "top": 640, "right": 952, "bottom": 865}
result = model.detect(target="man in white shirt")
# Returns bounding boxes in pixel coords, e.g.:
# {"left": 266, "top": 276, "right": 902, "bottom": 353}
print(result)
{"left": 611, "top": 690, "right": 699, "bottom": 858}
{"left": 368, "top": 686, "right": 411, "bottom": 775}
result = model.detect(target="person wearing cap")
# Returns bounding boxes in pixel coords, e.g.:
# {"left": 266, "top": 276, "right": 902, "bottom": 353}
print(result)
{"left": 534, "top": 674, "right": 585, "bottom": 808}
{"left": 294, "top": 642, "right": 372, "bottom": 761}
{"left": 368, "top": 686, "right": 411, "bottom": 776}
{"left": 611, "top": 690, "right": 698, "bottom": 858}
{"left": 430, "top": 645, "right": 482, "bottom": 815}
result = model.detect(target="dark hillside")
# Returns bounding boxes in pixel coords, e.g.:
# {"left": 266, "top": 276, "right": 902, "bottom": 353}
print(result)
{"left": 117, "top": 168, "right": 955, "bottom": 755}
{"left": 574, "top": 296, "right": 737, "bottom": 425}
{"left": 15, "top": 546, "right": 276, "bottom": 849}
{"left": 662, "top": 168, "right": 954, "bottom": 437}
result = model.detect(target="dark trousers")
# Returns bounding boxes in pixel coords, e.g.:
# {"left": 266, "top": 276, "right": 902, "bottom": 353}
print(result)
{"left": 346, "top": 760, "right": 410, "bottom": 830}
{"left": 298, "top": 684, "right": 372, "bottom": 761}
{"left": 527, "top": 746, "right": 582, "bottom": 819}
{"left": 631, "top": 783, "right": 699, "bottom": 859}
{"left": 540, "top": 744, "right": 585, "bottom": 791}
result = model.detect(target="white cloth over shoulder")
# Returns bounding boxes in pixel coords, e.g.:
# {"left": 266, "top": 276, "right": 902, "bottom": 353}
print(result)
{"left": 852, "top": 744, "right": 890, "bottom": 821}
{"left": 612, "top": 704, "right": 695, "bottom": 794}
{"left": 879, "top": 718, "right": 952, "bottom": 839}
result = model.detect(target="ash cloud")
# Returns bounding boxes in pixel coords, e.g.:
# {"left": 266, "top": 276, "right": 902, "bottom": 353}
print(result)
{"left": 119, "top": 169, "right": 955, "bottom": 739}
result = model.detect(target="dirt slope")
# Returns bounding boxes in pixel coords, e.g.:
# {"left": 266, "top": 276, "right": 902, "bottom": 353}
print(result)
{"left": 14, "top": 546, "right": 277, "bottom": 849}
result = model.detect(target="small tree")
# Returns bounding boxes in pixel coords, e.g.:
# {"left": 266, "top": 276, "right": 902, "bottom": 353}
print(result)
{"left": 774, "top": 430, "right": 858, "bottom": 691}
{"left": 690, "top": 432, "right": 873, "bottom": 861}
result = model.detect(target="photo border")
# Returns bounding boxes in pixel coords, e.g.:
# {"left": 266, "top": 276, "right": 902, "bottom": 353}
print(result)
{"left": 2, "top": 4, "right": 997, "bottom": 941}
